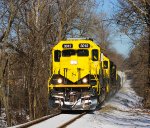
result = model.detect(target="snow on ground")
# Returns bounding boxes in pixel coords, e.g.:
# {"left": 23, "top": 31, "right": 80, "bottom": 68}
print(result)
{"left": 9, "top": 72, "right": 150, "bottom": 128}
{"left": 68, "top": 72, "right": 150, "bottom": 128}
{"left": 0, "top": 108, "right": 7, "bottom": 128}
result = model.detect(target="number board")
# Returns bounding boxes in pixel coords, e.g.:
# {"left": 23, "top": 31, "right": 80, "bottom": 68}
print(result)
{"left": 79, "top": 43, "right": 90, "bottom": 48}
{"left": 62, "top": 44, "right": 73, "bottom": 48}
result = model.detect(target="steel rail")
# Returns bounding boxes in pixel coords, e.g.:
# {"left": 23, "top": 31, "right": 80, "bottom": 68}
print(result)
{"left": 17, "top": 112, "right": 61, "bottom": 128}
{"left": 57, "top": 112, "right": 87, "bottom": 128}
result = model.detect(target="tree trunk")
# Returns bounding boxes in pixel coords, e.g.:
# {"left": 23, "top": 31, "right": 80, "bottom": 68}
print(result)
{"left": 29, "top": 89, "right": 34, "bottom": 120}
{"left": 148, "top": 26, "right": 150, "bottom": 86}
{"left": 0, "top": 99, "right": 1, "bottom": 116}
{"left": 28, "top": 58, "right": 35, "bottom": 120}
{"left": 144, "top": 25, "right": 150, "bottom": 108}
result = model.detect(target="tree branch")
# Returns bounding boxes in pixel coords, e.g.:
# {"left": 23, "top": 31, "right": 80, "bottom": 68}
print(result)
{"left": 127, "top": 0, "right": 148, "bottom": 16}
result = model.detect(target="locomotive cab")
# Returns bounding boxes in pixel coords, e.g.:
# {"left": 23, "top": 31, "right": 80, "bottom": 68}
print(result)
{"left": 101, "top": 54, "right": 118, "bottom": 98}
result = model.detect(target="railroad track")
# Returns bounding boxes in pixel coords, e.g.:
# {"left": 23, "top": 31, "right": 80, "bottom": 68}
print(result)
{"left": 15, "top": 111, "right": 87, "bottom": 128}
{"left": 16, "top": 112, "right": 61, "bottom": 128}
{"left": 57, "top": 112, "right": 86, "bottom": 128}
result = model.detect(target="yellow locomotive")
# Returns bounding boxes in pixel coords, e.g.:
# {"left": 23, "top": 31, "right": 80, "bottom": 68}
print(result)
{"left": 48, "top": 38, "right": 119, "bottom": 110}
{"left": 102, "top": 54, "right": 118, "bottom": 97}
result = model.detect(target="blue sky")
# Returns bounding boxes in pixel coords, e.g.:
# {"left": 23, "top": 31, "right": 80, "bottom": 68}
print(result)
{"left": 97, "top": 0, "right": 132, "bottom": 57}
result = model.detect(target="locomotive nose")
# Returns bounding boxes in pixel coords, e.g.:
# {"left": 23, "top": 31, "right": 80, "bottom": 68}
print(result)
{"left": 60, "top": 56, "right": 90, "bottom": 83}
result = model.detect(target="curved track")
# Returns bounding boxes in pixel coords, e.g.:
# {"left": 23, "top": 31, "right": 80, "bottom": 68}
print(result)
{"left": 57, "top": 112, "right": 86, "bottom": 128}
{"left": 27, "top": 111, "right": 87, "bottom": 128}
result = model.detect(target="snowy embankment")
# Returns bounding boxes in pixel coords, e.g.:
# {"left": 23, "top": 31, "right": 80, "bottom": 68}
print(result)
{"left": 68, "top": 71, "right": 150, "bottom": 128}
{"left": 8, "top": 72, "right": 150, "bottom": 128}
{"left": 0, "top": 108, "right": 7, "bottom": 128}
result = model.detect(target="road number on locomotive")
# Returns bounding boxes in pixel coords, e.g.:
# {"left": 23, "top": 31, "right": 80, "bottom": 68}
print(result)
{"left": 62, "top": 44, "right": 73, "bottom": 48}
{"left": 79, "top": 43, "right": 90, "bottom": 48}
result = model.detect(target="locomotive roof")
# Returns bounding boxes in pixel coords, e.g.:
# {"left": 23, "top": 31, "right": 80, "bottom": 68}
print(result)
{"left": 53, "top": 39, "right": 100, "bottom": 50}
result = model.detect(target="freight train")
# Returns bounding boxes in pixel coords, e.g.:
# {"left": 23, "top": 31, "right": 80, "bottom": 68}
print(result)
{"left": 48, "top": 38, "right": 121, "bottom": 110}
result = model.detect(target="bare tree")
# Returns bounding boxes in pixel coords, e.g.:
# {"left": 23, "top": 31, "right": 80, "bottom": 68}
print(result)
{"left": 0, "top": 0, "right": 100, "bottom": 126}
{"left": 0, "top": 0, "right": 30, "bottom": 125}
{"left": 115, "top": 0, "right": 150, "bottom": 108}
{"left": 1, "top": 0, "right": 123, "bottom": 126}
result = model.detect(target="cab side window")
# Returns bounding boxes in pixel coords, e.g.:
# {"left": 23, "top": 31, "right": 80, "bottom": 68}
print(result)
{"left": 92, "top": 49, "right": 98, "bottom": 61}
{"left": 103, "top": 61, "right": 108, "bottom": 69}
{"left": 54, "top": 50, "right": 61, "bottom": 62}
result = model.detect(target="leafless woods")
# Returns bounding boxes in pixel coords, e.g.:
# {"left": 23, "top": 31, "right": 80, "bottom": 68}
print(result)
{"left": 0, "top": 0, "right": 125, "bottom": 126}
{"left": 115, "top": 0, "right": 150, "bottom": 108}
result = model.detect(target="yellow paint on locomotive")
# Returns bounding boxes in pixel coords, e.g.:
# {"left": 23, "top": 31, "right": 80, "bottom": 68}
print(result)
{"left": 102, "top": 54, "right": 110, "bottom": 93}
{"left": 48, "top": 39, "right": 102, "bottom": 95}
{"left": 48, "top": 39, "right": 120, "bottom": 110}
{"left": 102, "top": 55, "right": 110, "bottom": 78}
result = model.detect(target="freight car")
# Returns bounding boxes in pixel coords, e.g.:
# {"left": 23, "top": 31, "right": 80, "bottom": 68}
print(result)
{"left": 48, "top": 38, "right": 120, "bottom": 110}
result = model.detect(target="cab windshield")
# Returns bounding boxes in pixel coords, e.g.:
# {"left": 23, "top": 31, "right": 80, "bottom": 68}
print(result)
{"left": 62, "top": 49, "right": 89, "bottom": 57}
{"left": 62, "top": 50, "right": 76, "bottom": 56}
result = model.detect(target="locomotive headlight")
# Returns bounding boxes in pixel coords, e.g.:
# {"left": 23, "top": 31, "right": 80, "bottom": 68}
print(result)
{"left": 70, "top": 60, "right": 77, "bottom": 65}
{"left": 82, "top": 78, "right": 88, "bottom": 83}
{"left": 57, "top": 78, "right": 62, "bottom": 84}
